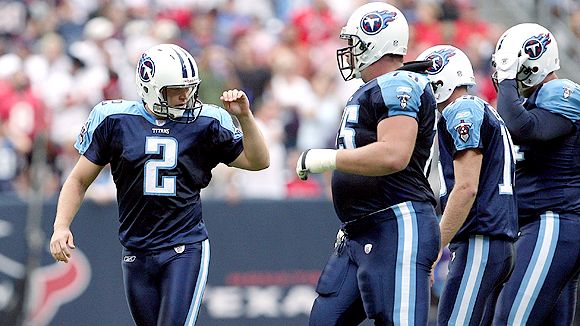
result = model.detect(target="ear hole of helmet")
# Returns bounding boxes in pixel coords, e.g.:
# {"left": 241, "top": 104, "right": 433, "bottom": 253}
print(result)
{"left": 432, "top": 80, "right": 443, "bottom": 93}
{"left": 360, "top": 42, "right": 367, "bottom": 51}
{"left": 518, "top": 65, "right": 533, "bottom": 82}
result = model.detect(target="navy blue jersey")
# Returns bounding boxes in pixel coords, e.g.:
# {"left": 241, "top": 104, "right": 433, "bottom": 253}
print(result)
{"left": 438, "top": 96, "right": 518, "bottom": 241}
{"left": 331, "top": 71, "right": 437, "bottom": 222}
{"left": 75, "top": 100, "right": 243, "bottom": 250}
{"left": 516, "top": 79, "right": 580, "bottom": 223}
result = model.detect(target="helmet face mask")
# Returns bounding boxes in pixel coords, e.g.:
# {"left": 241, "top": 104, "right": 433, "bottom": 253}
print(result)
{"left": 492, "top": 23, "right": 560, "bottom": 95}
{"left": 416, "top": 45, "right": 476, "bottom": 104}
{"left": 152, "top": 84, "right": 201, "bottom": 122}
{"left": 337, "top": 34, "right": 367, "bottom": 81}
{"left": 136, "top": 44, "right": 203, "bottom": 123}
{"left": 336, "top": 2, "right": 409, "bottom": 81}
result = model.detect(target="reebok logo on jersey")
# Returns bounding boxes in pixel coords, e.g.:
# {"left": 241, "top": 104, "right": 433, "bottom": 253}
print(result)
{"left": 364, "top": 244, "right": 373, "bottom": 254}
{"left": 454, "top": 111, "right": 472, "bottom": 119}
{"left": 174, "top": 245, "right": 185, "bottom": 254}
{"left": 123, "top": 256, "right": 136, "bottom": 263}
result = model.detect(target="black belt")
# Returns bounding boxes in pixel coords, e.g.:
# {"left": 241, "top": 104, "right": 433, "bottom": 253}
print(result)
{"left": 341, "top": 205, "right": 398, "bottom": 236}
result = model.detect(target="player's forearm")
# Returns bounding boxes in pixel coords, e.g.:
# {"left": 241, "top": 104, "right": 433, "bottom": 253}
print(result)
{"left": 439, "top": 185, "right": 477, "bottom": 248}
{"left": 497, "top": 81, "right": 574, "bottom": 141}
{"left": 496, "top": 80, "right": 540, "bottom": 142}
{"left": 336, "top": 141, "right": 410, "bottom": 176}
{"left": 237, "top": 114, "right": 270, "bottom": 170}
{"left": 496, "top": 80, "right": 529, "bottom": 133}
{"left": 53, "top": 177, "right": 89, "bottom": 230}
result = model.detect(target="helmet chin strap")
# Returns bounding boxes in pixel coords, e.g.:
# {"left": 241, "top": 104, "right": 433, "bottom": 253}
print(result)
{"left": 150, "top": 99, "right": 203, "bottom": 123}
{"left": 143, "top": 101, "right": 164, "bottom": 119}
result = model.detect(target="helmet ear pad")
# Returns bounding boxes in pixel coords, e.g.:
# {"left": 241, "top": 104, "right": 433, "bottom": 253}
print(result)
{"left": 416, "top": 45, "right": 476, "bottom": 104}
{"left": 135, "top": 44, "right": 203, "bottom": 123}
{"left": 336, "top": 2, "right": 409, "bottom": 81}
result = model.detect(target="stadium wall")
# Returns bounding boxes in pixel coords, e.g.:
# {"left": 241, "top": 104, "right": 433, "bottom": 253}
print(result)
{"left": 0, "top": 199, "right": 340, "bottom": 326}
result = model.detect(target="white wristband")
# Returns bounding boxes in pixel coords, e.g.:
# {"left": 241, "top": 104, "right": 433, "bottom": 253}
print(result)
{"left": 296, "top": 149, "right": 338, "bottom": 181}
{"left": 302, "top": 149, "right": 337, "bottom": 173}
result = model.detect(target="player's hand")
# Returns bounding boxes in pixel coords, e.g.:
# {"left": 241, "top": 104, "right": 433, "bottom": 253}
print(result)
{"left": 296, "top": 149, "right": 338, "bottom": 181}
{"left": 50, "top": 226, "right": 76, "bottom": 263}
{"left": 493, "top": 51, "right": 529, "bottom": 83}
{"left": 220, "top": 89, "right": 250, "bottom": 118}
{"left": 430, "top": 249, "right": 443, "bottom": 287}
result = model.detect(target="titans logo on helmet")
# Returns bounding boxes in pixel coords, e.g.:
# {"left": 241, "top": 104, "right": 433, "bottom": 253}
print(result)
{"left": 138, "top": 54, "right": 155, "bottom": 82}
{"left": 360, "top": 10, "right": 397, "bottom": 35}
{"left": 523, "top": 33, "right": 551, "bottom": 60}
{"left": 425, "top": 49, "right": 456, "bottom": 75}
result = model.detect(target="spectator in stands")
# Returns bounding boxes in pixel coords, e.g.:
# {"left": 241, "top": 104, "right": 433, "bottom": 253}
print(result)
{"left": 235, "top": 96, "right": 287, "bottom": 199}
{"left": 412, "top": 2, "right": 446, "bottom": 50}
{"left": 290, "top": 0, "right": 338, "bottom": 47}
{"left": 268, "top": 46, "right": 316, "bottom": 149}
{"left": 451, "top": 2, "right": 490, "bottom": 49}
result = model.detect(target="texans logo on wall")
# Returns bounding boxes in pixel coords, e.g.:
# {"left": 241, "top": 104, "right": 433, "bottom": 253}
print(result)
{"left": 0, "top": 219, "right": 91, "bottom": 326}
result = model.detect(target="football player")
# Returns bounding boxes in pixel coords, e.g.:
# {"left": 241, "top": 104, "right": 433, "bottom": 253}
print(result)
{"left": 296, "top": 2, "right": 440, "bottom": 324}
{"left": 491, "top": 23, "right": 580, "bottom": 325}
{"left": 49, "top": 44, "right": 269, "bottom": 326}
{"left": 416, "top": 45, "right": 518, "bottom": 325}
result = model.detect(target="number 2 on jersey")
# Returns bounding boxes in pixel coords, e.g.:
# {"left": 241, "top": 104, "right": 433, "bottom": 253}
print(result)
{"left": 144, "top": 137, "right": 178, "bottom": 196}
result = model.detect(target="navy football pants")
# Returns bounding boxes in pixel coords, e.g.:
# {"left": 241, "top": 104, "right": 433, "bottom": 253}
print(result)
{"left": 437, "top": 236, "right": 514, "bottom": 325}
{"left": 122, "top": 239, "right": 210, "bottom": 326}
{"left": 309, "top": 201, "right": 440, "bottom": 326}
{"left": 494, "top": 212, "right": 580, "bottom": 326}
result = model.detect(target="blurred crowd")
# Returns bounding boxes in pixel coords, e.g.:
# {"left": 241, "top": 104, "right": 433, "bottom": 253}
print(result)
{"left": 546, "top": 0, "right": 580, "bottom": 59}
{"left": 0, "top": 0, "right": 577, "bottom": 203}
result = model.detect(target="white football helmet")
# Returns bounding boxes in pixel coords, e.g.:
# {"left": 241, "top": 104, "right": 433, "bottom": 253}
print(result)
{"left": 135, "top": 44, "right": 202, "bottom": 123}
{"left": 492, "top": 23, "right": 560, "bottom": 94}
{"left": 416, "top": 45, "right": 476, "bottom": 104}
{"left": 337, "top": 2, "right": 408, "bottom": 81}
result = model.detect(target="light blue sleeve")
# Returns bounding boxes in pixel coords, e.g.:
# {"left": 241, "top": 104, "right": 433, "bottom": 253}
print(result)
{"left": 200, "top": 104, "right": 243, "bottom": 140}
{"left": 442, "top": 99, "right": 484, "bottom": 152}
{"left": 74, "top": 100, "right": 139, "bottom": 155}
{"left": 536, "top": 79, "right": 580, "bottom": 122}
{"left": 377, "top": 71, "right": 429, "bottom": 119}
{"left": 75, "top": 103, "right": 109, "bottom": 154}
